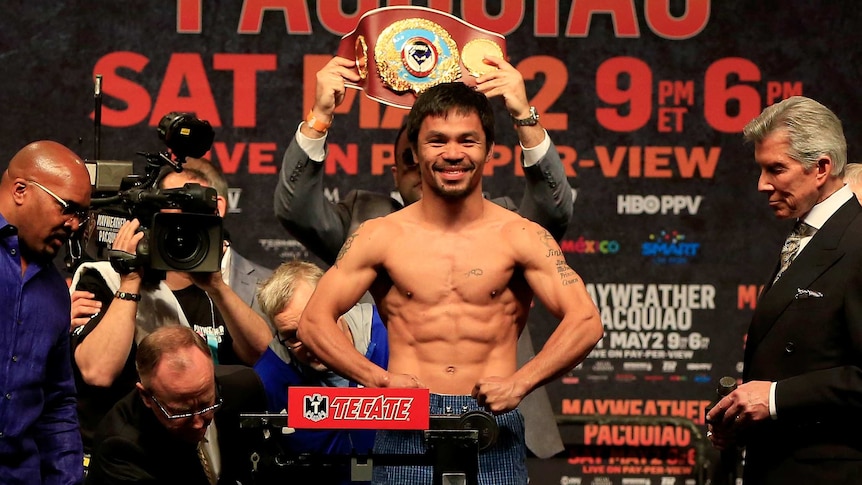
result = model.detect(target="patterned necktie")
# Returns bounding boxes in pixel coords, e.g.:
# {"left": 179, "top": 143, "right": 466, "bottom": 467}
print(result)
{"left": 197, "top": 440, "right": 217, "bottom": 485}
{"left": 774, "top": 221, "right": 816, "bottom": 283}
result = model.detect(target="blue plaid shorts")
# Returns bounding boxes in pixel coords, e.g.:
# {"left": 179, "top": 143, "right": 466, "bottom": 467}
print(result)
{"left": 372, "top": 394, "right": 528, "bottom": 485}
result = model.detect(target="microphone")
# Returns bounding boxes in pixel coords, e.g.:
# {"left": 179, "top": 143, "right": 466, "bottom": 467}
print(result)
{"left": 706, "top": 376, "right": 737, "bottom": 424}
{"left": 707, "top": 376, "right": 740, "bottom": 485}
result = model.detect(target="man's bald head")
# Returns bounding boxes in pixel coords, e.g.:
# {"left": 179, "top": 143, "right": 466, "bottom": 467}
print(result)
{"left": 5, "top": 140, "right": 90, "bottom": 184}
{"left": 0, "top": 141, "right": 92, "bottom": 264}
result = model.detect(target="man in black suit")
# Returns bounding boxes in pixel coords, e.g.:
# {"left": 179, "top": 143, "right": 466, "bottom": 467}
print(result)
{"left": 86, "top": 326, "right": 266, "bottom": 485}
{"left": 706, "top": 96, "right": 862, "bottom": 484}
{"left": 274, "top": 55, "right": 572, "bottom": 459}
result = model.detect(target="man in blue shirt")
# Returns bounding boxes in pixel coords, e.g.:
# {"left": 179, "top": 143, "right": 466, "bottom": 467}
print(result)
{"left": 253, "top": 260, "right": 388, "bottom": 483}
{"left": 0, "top": 140, "right": 91, "bottom": 484}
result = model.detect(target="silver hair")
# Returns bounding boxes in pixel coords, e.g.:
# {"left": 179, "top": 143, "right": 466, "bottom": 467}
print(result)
{"left": 256, "top": 260, "right": 324, "bottom": 322}
{"left": 743, "top": 96, "right": 846, "bottom": 176}
{"left": 844, "top": 163, "right": 862, "bottom": 186}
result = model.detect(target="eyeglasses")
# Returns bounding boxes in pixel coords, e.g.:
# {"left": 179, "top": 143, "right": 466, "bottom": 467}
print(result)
{"left": 148, "top": 392, "right": 223, "bottom": 421}
{"left": 28, "top": 180, "right": 90, "bottom": 224}
{"left": 277, "top": 332, "right": 303, "bottom": 353}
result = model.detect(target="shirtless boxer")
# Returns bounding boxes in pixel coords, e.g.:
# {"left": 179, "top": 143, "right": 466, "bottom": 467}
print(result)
{"left": 298, "top": 78, "right": 603, "bottom": 484}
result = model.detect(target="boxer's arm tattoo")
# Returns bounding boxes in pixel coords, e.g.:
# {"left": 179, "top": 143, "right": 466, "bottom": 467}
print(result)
{"left": 537, "top": 229, "right": 564, "bottom": 259}
{"left": 465, "top": 268, "right": 484, "bottom": 277}
{"left": 534, "top": 228, "right": 579, "bottom": 285}
{"left": 335, "top": 224, "right": 363, "bottom": 268}
{"left": 556, "top": 259, "right": 580, "bottom": 286}
{"left": 537, "top": 229, "right": 555, "bottom": 249}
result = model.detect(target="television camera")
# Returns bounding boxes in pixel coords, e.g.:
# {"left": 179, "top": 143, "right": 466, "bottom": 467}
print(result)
{"left": 84, "top": 112, "right": 222, "bottom": 274}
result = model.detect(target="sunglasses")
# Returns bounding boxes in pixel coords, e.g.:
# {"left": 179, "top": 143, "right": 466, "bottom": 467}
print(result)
{"left": 28, "top": 180, "right": 90, "bottom": 224}
{"left": 148, "top": 391, "right": 223, "bottom": 421}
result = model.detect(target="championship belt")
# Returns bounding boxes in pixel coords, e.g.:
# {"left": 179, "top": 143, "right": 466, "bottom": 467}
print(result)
{"left": 337, "top": 6, "right": 507, "bottom": 109}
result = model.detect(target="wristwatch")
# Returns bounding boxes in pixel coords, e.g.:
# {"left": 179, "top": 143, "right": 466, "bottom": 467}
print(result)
{"left": 114, "top": 291, "right": 142, "bottom": 302}
{"left": 512, "top": 106, "right": 539, "bottom": 126}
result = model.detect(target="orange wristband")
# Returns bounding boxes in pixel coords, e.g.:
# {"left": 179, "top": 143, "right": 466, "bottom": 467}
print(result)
{"left": 306, "top": 111, "right": 332, "bottom": 134}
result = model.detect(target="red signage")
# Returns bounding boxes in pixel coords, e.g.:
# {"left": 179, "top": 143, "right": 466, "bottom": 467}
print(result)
{"left": 287, "top": 387, "right": 430, "bottom": 430}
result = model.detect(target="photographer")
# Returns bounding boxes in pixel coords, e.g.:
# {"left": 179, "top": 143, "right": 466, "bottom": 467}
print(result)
{"left": 69, "top": 162, "right": 273, "bottom": 452}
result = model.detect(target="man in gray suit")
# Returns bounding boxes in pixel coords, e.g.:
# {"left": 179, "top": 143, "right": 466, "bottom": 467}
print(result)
{"left": 70, "top": 159, "right": 273, "bottom": 452}
{"left": 706, "top": 96, "right": 862, "bottom": 484}
{"left": 274, "top": 56, "right": 572, "bottom": 458}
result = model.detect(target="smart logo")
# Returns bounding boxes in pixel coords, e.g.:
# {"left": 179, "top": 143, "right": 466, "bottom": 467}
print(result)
{"left": 642, "top": 230, "right": 700, "bottom": 264}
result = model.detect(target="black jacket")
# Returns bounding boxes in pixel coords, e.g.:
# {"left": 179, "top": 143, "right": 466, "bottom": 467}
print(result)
{"left": 743, "top": 198, "right": 862, "bottom": 484}
{"left": 86, "top": 366, "right": 266, "bottom": 485}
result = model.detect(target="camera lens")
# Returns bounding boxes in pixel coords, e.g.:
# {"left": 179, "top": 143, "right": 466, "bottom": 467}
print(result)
{"left": 149, "top": 212, "right": 221, "bottom": 273}
{"left": 159, "top": 224, "right": 209, "bottom": 270}
{"left": 157, "top": 112, "right": 214, "bottom": 160}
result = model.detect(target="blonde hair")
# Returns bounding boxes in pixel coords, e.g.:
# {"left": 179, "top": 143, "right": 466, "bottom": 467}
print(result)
{"left": 256, "top": 260, "right": 324, "bottom": 322}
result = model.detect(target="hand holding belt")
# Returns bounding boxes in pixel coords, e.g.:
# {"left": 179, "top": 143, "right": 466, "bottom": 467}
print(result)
{"left": 337, "top": 6, "right": 507, "bottom": 109}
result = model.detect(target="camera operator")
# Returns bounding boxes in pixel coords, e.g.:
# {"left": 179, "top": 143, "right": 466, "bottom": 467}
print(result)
{"left": 69, "top": 161, "right": 273, "bottom": 453}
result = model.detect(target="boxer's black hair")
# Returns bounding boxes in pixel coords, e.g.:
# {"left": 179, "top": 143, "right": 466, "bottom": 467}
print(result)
{"left": 405, "top": 82, "right": 495, "bottom": 149}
